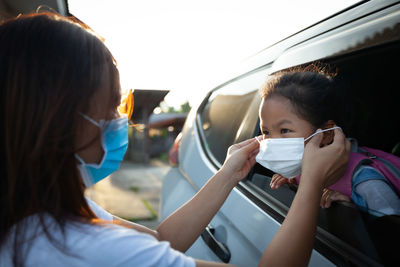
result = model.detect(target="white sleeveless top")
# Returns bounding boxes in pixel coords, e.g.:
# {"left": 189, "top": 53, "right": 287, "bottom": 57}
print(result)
{"left": 0, "top": 199, "right": 195, "bottom": 267}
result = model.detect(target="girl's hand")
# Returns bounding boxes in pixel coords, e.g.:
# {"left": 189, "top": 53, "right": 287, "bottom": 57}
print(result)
{"left": 270, "top": 174, "right": 289, "bottom": 189}
{"left": 320, "top": 188, "right": 351, "bottom": 208}
{"left": 221, "top": 137, "right": 260, "bottom": 183}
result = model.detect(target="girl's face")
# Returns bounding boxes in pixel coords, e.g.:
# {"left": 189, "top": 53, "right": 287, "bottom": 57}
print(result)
{"left": 259, "top": 96, "right": 316, "bottom": 140}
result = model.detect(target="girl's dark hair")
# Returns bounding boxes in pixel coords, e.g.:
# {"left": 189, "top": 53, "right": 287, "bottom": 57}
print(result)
{"left": 260, "top": 64, "right": 352, "bottom": 133}
{"left": 0, "top": 13, "right": 121, "bottom": 265}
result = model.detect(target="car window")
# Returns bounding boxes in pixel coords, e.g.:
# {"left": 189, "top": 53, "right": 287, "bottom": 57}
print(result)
{"left": 196, "top": 4, "right": 400, "bottom": 265}
{"left": 197, "top": 68, "right": 269, "bottom": 166}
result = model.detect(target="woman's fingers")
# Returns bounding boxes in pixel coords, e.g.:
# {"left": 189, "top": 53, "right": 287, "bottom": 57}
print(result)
{"left": 302, "top": 125, "right": 350, "bottom": 189}
{"left": 249, "top": 155, "right": 257, "bottom": 166}
{"left": 307, "top": 128, "right": 324, "bottom": 147}
{"left": 326, "top": 128, "right": 350, "bottom": 186}
{"left": 249, "top": 148, "right": 260, "bottom": 159}
{"left": 332, "top": 127, "right": 346, "bottom": 147}
{"left": 236, "top": 136, "right": 261, "bottom": 149}
{"left": 239, "top": 138, "right": 260, "bottom": 155}
{"left": 222, "top": 137, "right": 261, "bottom": 182}
{"left": 228, "top": 137, "right": 259, "bottom": 156}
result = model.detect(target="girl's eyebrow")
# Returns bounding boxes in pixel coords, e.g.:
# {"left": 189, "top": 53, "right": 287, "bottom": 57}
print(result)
{"left": 276, "top": 119, "right": 293, "bottom": 127}
{"left": 261, "top": 119, "right": 293, "bottom": 131}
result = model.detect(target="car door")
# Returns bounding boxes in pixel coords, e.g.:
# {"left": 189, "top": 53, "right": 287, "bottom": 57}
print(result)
{"left": 161, "top": 1, "right": 400, "bottom": 266}
{"left": 161, "top": 67, "right": 336, "bottom": 266}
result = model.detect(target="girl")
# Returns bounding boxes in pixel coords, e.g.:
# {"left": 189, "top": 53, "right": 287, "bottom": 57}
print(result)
{"left": 257, "top": 66, "right": 400, "bottom": 216}
{"left": 0, "top": 13, "right": 350, "bottom": 267}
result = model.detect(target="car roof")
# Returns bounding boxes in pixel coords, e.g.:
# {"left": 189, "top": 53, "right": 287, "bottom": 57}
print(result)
{"left": 232, "top": 0, "right": 400, "bottom": 78}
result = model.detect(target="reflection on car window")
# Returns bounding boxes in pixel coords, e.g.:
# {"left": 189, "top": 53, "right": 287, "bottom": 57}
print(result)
{"left": 198, "top": 69, "right": 268, "bottom": 165}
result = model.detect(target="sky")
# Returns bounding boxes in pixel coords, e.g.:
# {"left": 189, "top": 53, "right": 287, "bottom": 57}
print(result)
{"left": 68, "top": 0, "right": 359, "bottom": 109}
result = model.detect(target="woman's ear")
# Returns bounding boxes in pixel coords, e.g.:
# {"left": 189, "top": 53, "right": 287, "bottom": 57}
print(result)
{"left": 321, "top": 120, "right": 336, "bottom": 146}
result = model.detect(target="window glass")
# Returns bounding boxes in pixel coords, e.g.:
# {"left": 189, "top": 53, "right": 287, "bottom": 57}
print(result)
{"left": 198, "top": 69, "right": 269, "bottom": 166}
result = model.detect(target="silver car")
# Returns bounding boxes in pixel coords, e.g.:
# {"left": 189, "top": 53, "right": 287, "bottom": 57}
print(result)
{"left": 161, "top": 1, "right": 400, "bottom": 266}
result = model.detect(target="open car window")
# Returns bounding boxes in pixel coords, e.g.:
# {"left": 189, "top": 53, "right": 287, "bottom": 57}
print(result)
{"left": 241, "top": 25, "right": 400, "bottom": 265}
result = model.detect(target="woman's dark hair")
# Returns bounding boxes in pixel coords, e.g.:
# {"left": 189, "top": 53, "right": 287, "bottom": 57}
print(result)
{"left": 0, "top": 13, "right": 121, "bottom": 265}
{"left": 260, "top": 64, "right": 352, "bottom": 133}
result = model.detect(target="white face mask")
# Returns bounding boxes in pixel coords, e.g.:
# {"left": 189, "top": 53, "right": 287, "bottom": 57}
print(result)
{"left": 255, "top": 126, "right": 340, "bottom": 178}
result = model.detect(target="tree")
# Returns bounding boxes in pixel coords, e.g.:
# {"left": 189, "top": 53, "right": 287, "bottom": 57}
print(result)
{"left": 157, "top": 100, "right": 191, "bottom": 113}
{"left": 179, "top": 101, "right": 191, "bottom": 113}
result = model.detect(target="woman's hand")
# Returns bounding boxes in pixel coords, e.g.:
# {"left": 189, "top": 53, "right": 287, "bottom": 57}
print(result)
{"left": 301, "top": 127, "right": 351, "bottom": 190}
{"left": 320, "top": 188, "right": 351, "bottom": 208}
{"left": 220, "top": 137, "right": 260, "bottom": 183}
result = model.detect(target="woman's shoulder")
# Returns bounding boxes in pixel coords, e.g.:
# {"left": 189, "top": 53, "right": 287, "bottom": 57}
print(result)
{"left": 85, "top": 197, "right": 114, "bottom": 221}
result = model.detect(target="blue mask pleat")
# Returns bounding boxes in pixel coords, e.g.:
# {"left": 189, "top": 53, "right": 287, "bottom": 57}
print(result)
{"left": 79, "top": 116, "right": 129, "bottom": 186}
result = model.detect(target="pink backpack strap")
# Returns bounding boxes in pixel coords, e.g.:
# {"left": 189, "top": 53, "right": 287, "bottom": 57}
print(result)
{"left": 295, "top": 139, "right": 371, "bottom": 198}
{"left": 328, "top": 152, "right": 371, "bottom": 197}
{"left": 359, "top": 147, "right": 400, "bottom": 194}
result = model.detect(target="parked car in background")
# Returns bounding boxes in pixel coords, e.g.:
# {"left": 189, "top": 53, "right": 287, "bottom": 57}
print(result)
{"left": 168, "top": 132, "right": 182, "bottom": 166}
{"left": 160, "top": 1, "right": 400, "bottom": 266}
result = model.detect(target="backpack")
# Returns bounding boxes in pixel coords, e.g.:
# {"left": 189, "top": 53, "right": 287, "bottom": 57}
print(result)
{"left": 327, "top": 140, "right": 400, "bottom": 197}
{"left": 295, "top": 139, "right": 400, "bottom": 198}
{"left": 353, "top": 146, "right": 400, "bottom": 190}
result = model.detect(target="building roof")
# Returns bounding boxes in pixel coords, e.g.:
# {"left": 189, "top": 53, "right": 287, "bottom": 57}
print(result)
{"left": 149, "top": 113, "right": 188, "bottom": 129}
{"left": 132, "top": 89, "right": 170, "bottom": 123}
{"left": 0, "top": 0, "right": 68, "bottom": 19}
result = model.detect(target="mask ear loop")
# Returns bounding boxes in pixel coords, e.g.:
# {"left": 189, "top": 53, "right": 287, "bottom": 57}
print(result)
{"left": 255, "top": 136, "right": 262, "bottom": 144}
{"left": 77, "top": 113, "right": 108, "bottom": 167}
{"left": 304, "top": 126, "right": 341, "bottom": 142}
{"left": 80, "top": 113, "right": 101, "bottom": 127}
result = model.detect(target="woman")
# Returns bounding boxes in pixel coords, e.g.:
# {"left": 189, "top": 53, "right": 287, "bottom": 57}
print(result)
{"left": 0, "top": 13, "right": 350, "bottom": 266}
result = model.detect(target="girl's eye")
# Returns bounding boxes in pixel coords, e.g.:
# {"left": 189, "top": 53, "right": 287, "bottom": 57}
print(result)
{"left": 261, "top": 130, "right": 270, "bottom": 138}
{"left": 281, "top": 128, "right": 291, "bottom": 134}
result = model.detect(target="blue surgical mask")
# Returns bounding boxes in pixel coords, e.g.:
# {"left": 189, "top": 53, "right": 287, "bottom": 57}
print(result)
{"left": 75, "top": 114, "right": 129, "bottom": 187}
